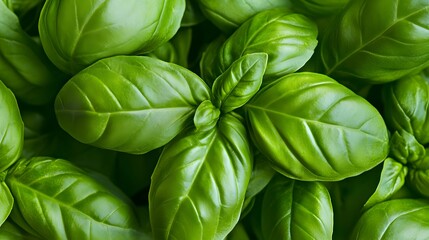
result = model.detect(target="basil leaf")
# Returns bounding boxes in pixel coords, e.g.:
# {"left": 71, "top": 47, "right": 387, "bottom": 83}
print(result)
{"left": 0, "top": 181, "right": 13, "bottom": 226}
{"left": 321, "top": 0, "right": 429, "bottom": 83}
{"left": 55, "top": 55, "right": 210, "bottom": 154}
{"left": 193, "top": 100, "right": 220, "bottom": 131}
{"left": 6, "top": 157, "right": 145, "bottom": 240}
{"left": 351, "top": 199, "right": 429, "bottom": 239}
{"left": 245, "top": 72, "right": 389, "bottom": 181}
{"left": 390, "top": 130, "right": 426, "bottom": 165}
{"left": 39, "top": 0, "right": 186, "bottom": 74}
{"left": 0, "top": 1, "right": 63, "bottom": 105}
{"left": 196, "top": 0, "right": 294, "bottom": 32}
{"left": 181, "top": 0, "right": 205, "bottom": 27}
{"left": 0, "top": 80, "right": 23, "bottom": 172}
{"left": 212, "top": 53, "right": 268, "bottom": 113}
{"left": 0, "top": 220, "right": 40, "bottom": 240}
{"left": 408, "top": 148, "right": 429, "bottom": 197}
{"left": 363, "top": 158, "right": 408, "bottom": 210}
{"left": 382, "top": 73, "right": 429, "bottom": 145}
{"left": 261, "top": 175, "right": 333, "bottom": 240}
{"left": 149, "top": 113, "right": 252, "bottom": 239}
{"left": 200, "top": 8, "right": 318, "bottom": 84}
{"left": 292, "top": 0, "right": 349, "bottom": 16}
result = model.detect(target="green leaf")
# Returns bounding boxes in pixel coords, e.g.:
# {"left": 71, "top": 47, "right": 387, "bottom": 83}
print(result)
{"left": 0, "top": 81, "right": 24, "bottom": 172}
{"left": 196, "top": 0, "right": 294, "bottom": 32}
{"left": 382, "top": 73, "right": 429, "bottom": 145}
{"left": 408, "top": 148, "right": 429, "bottom": 198}
{"left": 193, "top": 100, "right": 220, "bottom": 131}
{"left": 6, "top": 157, "right": 145, "bottom": 240}
{"left": 389, "top": 130, "right": 426, "bottom": 165}
{"left": 0, "top": 220, "right": 41, "bottom": 240}
{"left": 261, "top": 175, "right": 333, "bottom": 240}
{"left": 149, "top": 113, "right": 253, "bottom": 240}
{"left": 212, "top": 53, "right": 268, "bottom": 113}
{"left": 200, "top": 8, "right": 318, "bottom": 84}
{"left": 321, "top": 0, "right": 429, "bottom": 83}
{"left": 0, "top": 1, "right": 63, "bottom": 105}
{"left": 55, "top": 55, "right": 210, "bottom": 154}
{"left": 0, "top": 182, "right": 13, "bottom": 227}
{"left": 39, "top": 0, "right": 186, "bottom": 74}
{"left": 181, "top": 0, "right": 205, "bottom": 27}
{"left": 292, "top": 0, "right": 350, "bottom": 16}
{"left": 363, "top": 158, "right": 408, "bottom": 210}
{"left": 245, "top": 72, "right": 389, "bottom": 181}
{"left": 351, "top": 199, "right": 429, "bottom": 239}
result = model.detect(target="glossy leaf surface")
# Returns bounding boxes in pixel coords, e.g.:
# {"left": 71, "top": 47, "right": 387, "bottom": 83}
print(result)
{"left": 0, "top": 81, "right": 24, "bottom": 172}
{"left": 351, "top": 199, "right": 429, "bottom": 239}
{"left": 6, "top": 157, "right": 145, "bottom": 240}
{"left": 200, "top": 8, "right": 318, "bottom": 84}
{"left": 55, "top": 56, "right": 210, "bottom": 154}
{"left": 364, "top": 158, "right": 408, "bottom": 210}
{"left": 321, "top": 0, "right": 429, "bottom": 83}
{"left": 212, "top": 53, "right": 267, "bottom": 113}
{"left": 149, "top": 113, "right": 252, "bottom": 240}
{"left": 245, "top": 72, "right": 389, "bottom": 181}
{"left": 196, "top": 0, "right": 294, "bottom": 32}
{"left": 261, "top": 175, "right": 333, "bottom": 239}
{"left": 39, "top": 0, "right": 186, "bottom": 73}
{"left": 0, "top": 1, "right": 62, "bottom": 105}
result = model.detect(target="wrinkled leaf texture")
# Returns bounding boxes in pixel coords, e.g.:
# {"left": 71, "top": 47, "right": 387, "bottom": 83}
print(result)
{"left": 245, "top": 72, "right": 389, "bottom": 181}
{"left": 149, "top": 113, "right": 252, "bottom": 240}
{"left": 321, "top": 0, "right": 429, "bottom": 83}
{"left": 6, "top": 157, "right": 145, "bottom": 240}
{"left": 55, "top": 56, "right": 210, "bottom": 154}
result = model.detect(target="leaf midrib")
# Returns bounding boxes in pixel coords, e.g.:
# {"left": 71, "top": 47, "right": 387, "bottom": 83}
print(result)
{"left": 325, "top": 5, "right": 429, "bottom": 75}
{"left": 246, "top": 104, "right": 386, "bottom": 141}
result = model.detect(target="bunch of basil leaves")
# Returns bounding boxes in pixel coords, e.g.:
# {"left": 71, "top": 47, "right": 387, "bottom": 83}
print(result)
{"left": 0, "top": 0, "right": 429, "bottom": 239}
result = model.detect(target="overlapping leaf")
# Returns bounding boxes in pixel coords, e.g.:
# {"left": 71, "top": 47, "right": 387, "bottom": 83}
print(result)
{"left": 261, "top": 175, "right": 333, "bottom": 240}
{"left": 200, "top": 8, "right": 318, "bottom": 84}
{"left": 245, "top": 72, "right": 389, "bottom": 180}
{"left": 6, "top": 157, "right": 145, "bottom": 240}
{"left": 321, "top": 0, "right": 429, "bottom": 83}
{"left": 149, "top": 113, "right": 252, "bottom": 240}
{"left": 0, "top": 80, "right": 23, "bottom": 172}
{"left": 55, "top": 55, "right": 211, "bottom": 154}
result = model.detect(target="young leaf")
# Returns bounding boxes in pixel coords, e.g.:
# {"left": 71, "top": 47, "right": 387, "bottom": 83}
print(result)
{"left": 245, "top": 72, "right": 389, "bottom": 181}
{"left": 0, "top": 181, "right": 13, "bottom": 227}
{"left": 55, "top": 55, "right": 211, "bottom": 154}
{"left": 321, "top": 0, "right": 429, "bottom": 83}
{"left": 149, "top": 113, "right": 252, "bottom": 240}
{"left": 408, "top": 148, "right": 429, "bottom": 197}
{"left": 212, "top": 53, "right": 268, "bottom": 113}
{"left": 6, "top": 157, "right": 145, "bottom": 240}
{"left": 0, "top": 80, "right": 24, "bottom": 172}
{"left": 389, "top": 130, "right": 426, "bottom": 165}
{"left": 261, "top": 175, "right": 333, "bottom": 240}
{"left": 193, "top": 100, "right": 220, "bottom": 131}
{"left": 363, "top": 158, "right": 408, "bottom": 210}
{"left": 351, "top": 199, "right": 429, "bottom": 239}
{"left": 200, "top": 8, "right": 318, "bottom": 84}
